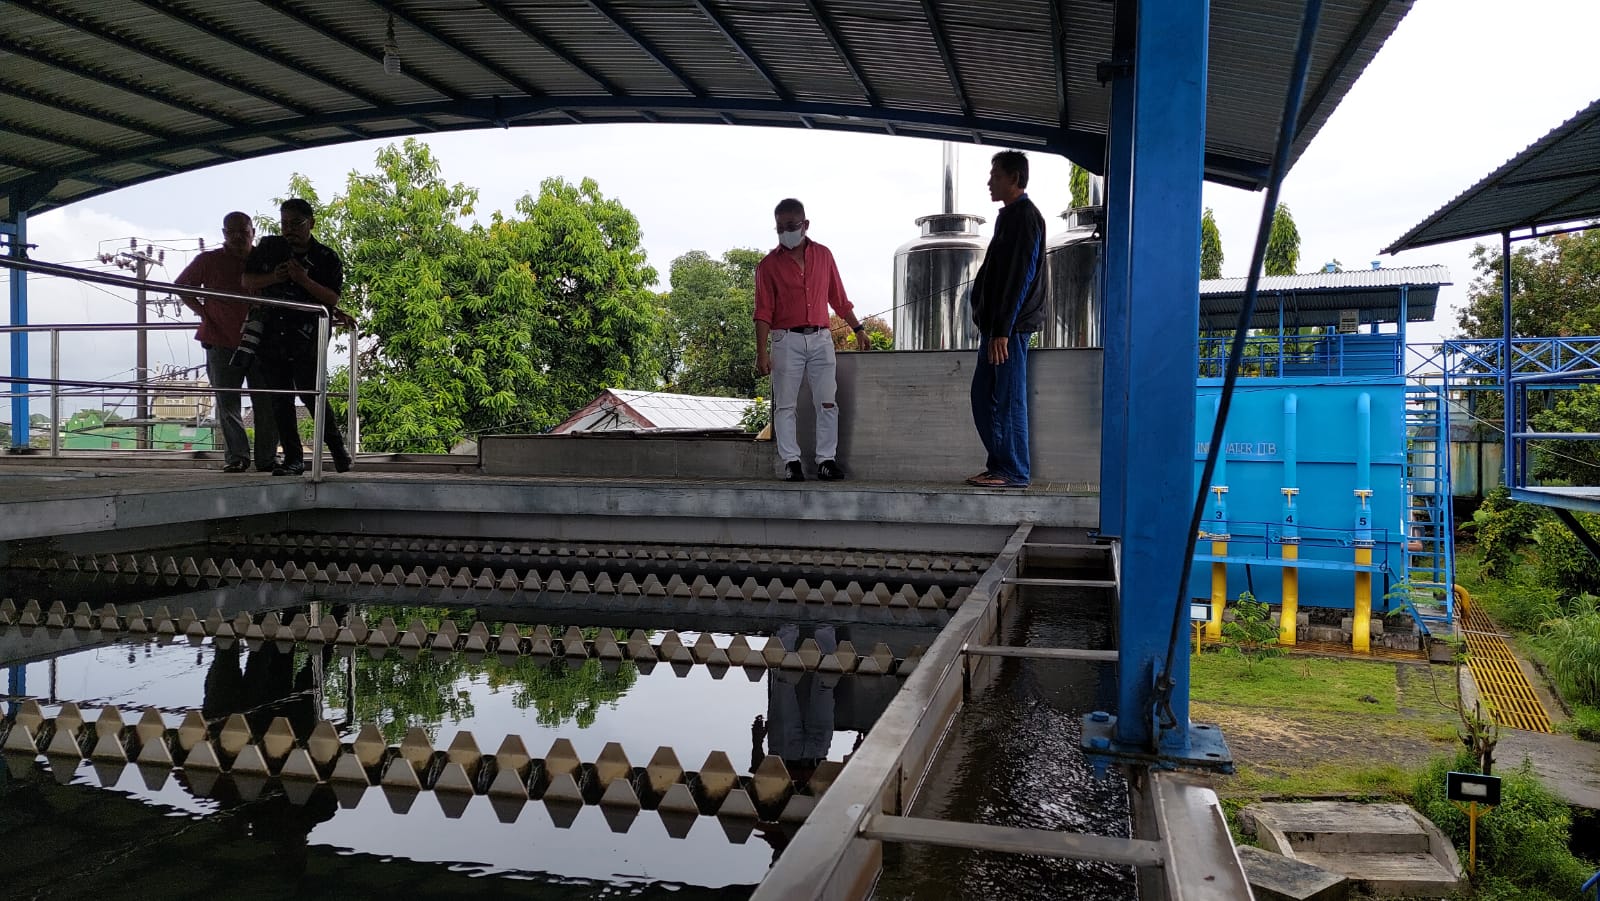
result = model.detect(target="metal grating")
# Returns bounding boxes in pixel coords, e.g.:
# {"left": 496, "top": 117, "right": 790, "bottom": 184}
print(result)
{"left": 1459, "top": 600, "right": 1552, "bottom": 733}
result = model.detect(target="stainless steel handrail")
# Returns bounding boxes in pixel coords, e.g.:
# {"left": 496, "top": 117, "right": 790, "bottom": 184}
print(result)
{"left": 0, "top": 256, "right": 359, "bottom": 479}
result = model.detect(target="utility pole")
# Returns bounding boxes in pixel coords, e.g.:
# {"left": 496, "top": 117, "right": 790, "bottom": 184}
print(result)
{"left": 101, "top": 240, "right": 163, "bottom": 449}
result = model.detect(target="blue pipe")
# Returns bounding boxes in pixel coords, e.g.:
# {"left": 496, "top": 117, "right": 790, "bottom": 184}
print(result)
{"left": 1210, "top": 395, "right": 1228, "bottom": 529}
{"left": 1282, "top": 393, "right": 1299, "bottom": 539}
{"left": 1356, "top": 392, "right": 1373, "bottom": 542}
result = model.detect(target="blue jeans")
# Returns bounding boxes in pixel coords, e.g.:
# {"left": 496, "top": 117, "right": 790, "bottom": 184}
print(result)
{"left": 971, "top": 334, "right": 1031, "bottom": 484}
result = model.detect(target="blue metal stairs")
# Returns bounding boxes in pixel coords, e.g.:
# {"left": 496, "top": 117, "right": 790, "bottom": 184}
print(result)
{"left": 1403, "top": 384, "right": 1456, "bottom": 634}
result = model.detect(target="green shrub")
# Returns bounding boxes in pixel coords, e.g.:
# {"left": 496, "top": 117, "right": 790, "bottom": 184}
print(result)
{"left": 1465, "top": 487, "right": 1546, "bottom": 579}
{"left": 1412, "top": 752, "right": 1593, "bottom": 897}
{"left": 1537, "top": 608, "right": 1600, "bottom": 708}
{"left": 1533, "top": 514, "right": 1600, "bottom": 597}
{"left": 739, "top": 396, "right": 770, "bottom": 433}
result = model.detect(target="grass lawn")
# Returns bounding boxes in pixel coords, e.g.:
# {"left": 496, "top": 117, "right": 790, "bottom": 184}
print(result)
{"left": 1191, "top": 647, "right": 1463, "bottom": 800}
{"left": 1190, "top": 650, "right": 1401, "bottom": 714}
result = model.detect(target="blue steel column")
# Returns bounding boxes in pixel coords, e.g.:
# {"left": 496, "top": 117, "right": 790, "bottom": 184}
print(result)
{"left": 1098, "top": 0, "right": 1136, "bottom": 540}
{"left": 1116, "top": 0, "right": 1208, "bottom": 751}
{"left": 4, "top": 210, "right": 27, "bottom": 449}
{"left": 1501, "top": 230, "right": 1513, "bottom": 491}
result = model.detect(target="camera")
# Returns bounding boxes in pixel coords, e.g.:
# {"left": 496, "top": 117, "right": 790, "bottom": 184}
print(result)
{"left": 231, "top": 310, "right": 266, "bottom": 367}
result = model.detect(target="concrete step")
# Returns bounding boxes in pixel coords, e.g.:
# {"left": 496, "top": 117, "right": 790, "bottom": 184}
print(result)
{"left": 1244, "top": 802, "right": 1432, "bottom": 854}
{"left": 1241, "top": 802, "right": 1466, "bottom": 899}
{"left": 1292, "top": 851, "right": 1460, "bottom": 898}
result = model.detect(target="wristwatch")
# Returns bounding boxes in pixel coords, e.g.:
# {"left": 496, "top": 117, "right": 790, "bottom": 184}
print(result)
{"left": 852, "top": 325, "right": 866, "bottom": 334}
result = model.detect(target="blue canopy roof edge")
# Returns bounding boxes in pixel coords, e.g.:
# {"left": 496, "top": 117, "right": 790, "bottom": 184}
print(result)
{"left": 0, "top": 0, "right": 1414, "bottom": 219}
{"left": 1384, "top": 97, "right": 1600, "bottom": 253}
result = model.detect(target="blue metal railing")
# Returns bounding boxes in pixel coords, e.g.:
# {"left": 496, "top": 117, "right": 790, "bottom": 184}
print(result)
{"left": 1199, "top": 333, "right": 1402, "bottom": 379}
{"left": 1508, "top": 367, "right": 1600, "bottom": 493}
{"left": 1580, "top": 868, "right": 1599, "bottom": 900}
{"left": 1407, "top": 336, "right": 1600, "bottom": 387}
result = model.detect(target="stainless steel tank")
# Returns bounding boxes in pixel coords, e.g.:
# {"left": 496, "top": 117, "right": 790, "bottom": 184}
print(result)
{"left": 1042, "top": 177, "right": 1104, "bottom": 348}
{"left": 893, "top": 143, "right": 986, "bottom": 350}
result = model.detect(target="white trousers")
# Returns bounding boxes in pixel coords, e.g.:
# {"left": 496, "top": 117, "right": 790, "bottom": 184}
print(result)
{"left": 770, "top": 328, "right": 839, "bottom": 464}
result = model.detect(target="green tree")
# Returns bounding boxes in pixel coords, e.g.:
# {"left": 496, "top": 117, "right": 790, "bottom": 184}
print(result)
{"left": 1456, "top": 229, "right": 1600, "bottom": 340}
{"left": 1069, "top": 163, "right": 1091, "bottom": 209}
{"left": 1264, "top": 203, "right": 1300, "bottom": 276}
{"left": 659, "top": 248, "right": 765, "bottom": 397}
{"left": 1200, "top": 207, "right": 1224, "bottom": 279}
{"left": 267, "top": 140, "right": 663, "bottom": 451}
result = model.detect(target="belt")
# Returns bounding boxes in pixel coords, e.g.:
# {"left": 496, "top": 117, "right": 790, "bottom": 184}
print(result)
{"left": 785, "top": 325, "right": 824, "bottom": 334}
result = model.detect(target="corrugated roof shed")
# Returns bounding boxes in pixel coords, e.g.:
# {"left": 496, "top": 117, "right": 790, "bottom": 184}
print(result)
{"left": 1198, "top": 264, "right": 1449, "bottom": 329}
{"left": 554, "top": 389, "right": 750, "bottom": 433}
{"left": 1385, "top": 98, "right": 1600, "bottom": 253}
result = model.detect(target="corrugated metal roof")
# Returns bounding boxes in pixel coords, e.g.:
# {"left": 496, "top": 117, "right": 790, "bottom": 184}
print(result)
{"left": 1198, "top": 264, "right": 1449, "bottom": 329}
{"left": 555, "top": 389, "right": 750, "bottom": 433}
{"left": 1385, "top": 98, "right": 1600, "bottom": 253}
{"left": 0, "top": 0, "right": 1413, "bottom": 217}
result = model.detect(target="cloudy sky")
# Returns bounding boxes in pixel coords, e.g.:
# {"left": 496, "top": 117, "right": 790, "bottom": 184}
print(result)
{"left": 4, "top": 0, "right": 1598, "bottom": 420}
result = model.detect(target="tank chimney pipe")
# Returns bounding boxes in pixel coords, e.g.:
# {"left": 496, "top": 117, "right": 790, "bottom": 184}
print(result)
{"left": 941, "top": 142, "right": 958, "bottom": 215}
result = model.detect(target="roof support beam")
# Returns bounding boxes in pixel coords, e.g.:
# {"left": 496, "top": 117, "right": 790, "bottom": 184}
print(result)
{"left": 478, "top": 1, "right": 624, "bottom": 95}
{"left": 128, "top": 0, "right": 394, "bottom": 110}
{"left": 0, "top": 84, "right": 179, "bottom": 143}
{"left": 918, "top": 0, "right": 975, "bottom": 120}
{"left": 1293, "top": 0, "right": 1387, "bottom": 144}
{"left": 687, "top": 0, "right": 790, "bottom": 100}
{"left": 0, "top": 36, "right": 247, "bottom": 127}
{"left": 261, "top": 1, "right": 468, "bottom": 103}
{"left": 14, "top": 1, "right": 322, "bottom": 120}
{"left": 802, "top": 0, "right": 879, "bottom": 107}
{"left": 0, "top": 117, "right": 161, "bottom": 166}
{"left": 582, "top": 0, "right": 709, "bottom": 97}
{"left": 363, "top": 0, "right": 550, "bottom": 99}
{"left": 1526, "top": 177, "right": 1600, "bottom": 226}
{"left": 1048, "top": 0, "right": 1071, "bottom": 134}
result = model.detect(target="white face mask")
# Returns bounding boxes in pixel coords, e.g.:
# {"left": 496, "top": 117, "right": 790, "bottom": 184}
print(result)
{"left": 778, "top": 229, "right": 805, "bottom": 249}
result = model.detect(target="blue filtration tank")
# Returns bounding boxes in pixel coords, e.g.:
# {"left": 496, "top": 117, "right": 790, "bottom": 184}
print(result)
{"left": 1190, "top": 379, "right": 1408, "bottom": 612}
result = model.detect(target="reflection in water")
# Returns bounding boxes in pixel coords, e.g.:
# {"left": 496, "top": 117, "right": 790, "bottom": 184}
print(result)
{"left": 0, "top": 599, "right": 930, "bottom": 898}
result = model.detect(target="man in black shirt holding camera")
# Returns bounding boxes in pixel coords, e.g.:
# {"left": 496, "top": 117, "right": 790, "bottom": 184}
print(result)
{"left": 241, "top": 198, "right": 354, "bottom": 476}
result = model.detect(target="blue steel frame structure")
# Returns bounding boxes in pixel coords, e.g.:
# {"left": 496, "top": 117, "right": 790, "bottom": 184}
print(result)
{"left": 2, "top": 211, "right": 24, "bottom": 449}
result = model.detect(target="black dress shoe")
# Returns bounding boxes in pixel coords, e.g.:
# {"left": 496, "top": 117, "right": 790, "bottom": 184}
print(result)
{"left": 221, "top": 461, "right": 248, "bottom": 473}
{"left": 784, "top": 461, "right": 805, "bottom": 482}
{"left": 334, "top": 455, "right": 353, "bottom": 473}
{"left": 272, "top": 462, "right": 306, "bottom": 477}
{"left": 816, "top": 459, "right": 845, "bottom": 481}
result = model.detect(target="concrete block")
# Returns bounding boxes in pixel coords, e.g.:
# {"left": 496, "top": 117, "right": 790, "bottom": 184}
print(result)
{"left": 231, "top": 744, "right": 272, "bottom": 776}
{"left": 595, "top": 742, "right": 631, "bottom": 788}
{"left": 434, "top": 761, "right": 475, "bottom": 794}
{"left": 752, "top": 755, "right": 793, "bottom": 808}
{"left": 697, "top": 751, "right": 738, "bottom": 804}
{"left": 717, "top": 786, "right": 759, "bottom": 820}
{"left": 544, "top": 738, "right": 581, "bottom": 780}
{"left": 725, "top": 635, "right": 752, "bottom": 666}
{"left": 381, "top": 756, "right": 422, "bottom": 789}
{"left": 494, "top": 735, "right": 532, "bottom": 775}
{"left": 307, "top": 721, "right": 341, "bottom": 766}
{"left": 1237, "top": 846, "right": 1350, "bottom": 901}
{"left": 330, "top": 752, "right": 372, "bottom": 784}
{"left": 542, "top": 772, "right": 584, "bottom": 805}
{"left": 399, "top": 727, "right": 433, "bottom": 774}
{"left": 353, "top": 723, "right": 387, "bottom": 769}
{"left": 219, "top": 714, "right": 253, "bottom": 757}
{"left": 262, "top": 718, "right": 297, "bottom": 762}
{"left": 488, "top": 765, "right": 529, "bottom": 799}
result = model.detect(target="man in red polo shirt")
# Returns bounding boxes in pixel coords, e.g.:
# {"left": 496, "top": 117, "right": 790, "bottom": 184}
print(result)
{"left": 175, "top": 211, "right": 278, "bottom": 473}
{"left": 754, "top": 198, "right": 869, "bottom": 482}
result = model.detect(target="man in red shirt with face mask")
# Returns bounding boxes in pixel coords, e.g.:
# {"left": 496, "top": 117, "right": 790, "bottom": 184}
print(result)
{"left": 753, "top": 198, "right": 870, "bottom": 482}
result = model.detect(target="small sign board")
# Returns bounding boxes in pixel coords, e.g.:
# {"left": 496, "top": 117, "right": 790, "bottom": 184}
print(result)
{"left": 1190, "top": 603, "right": 1210, "bottom": 622}
{"left": 1447, "top": 771, "right": 1501, "bottom": 806}
{"left": 1338, "top": 309, "right": 1360, "bottom": 333}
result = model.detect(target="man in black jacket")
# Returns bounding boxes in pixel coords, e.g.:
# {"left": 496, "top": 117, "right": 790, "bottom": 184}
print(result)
{"left": 967, "top": 151, "right": 1046, "bottom": 489}
{"left": 241, "top": 199, "right": 354, "bottom": 476}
